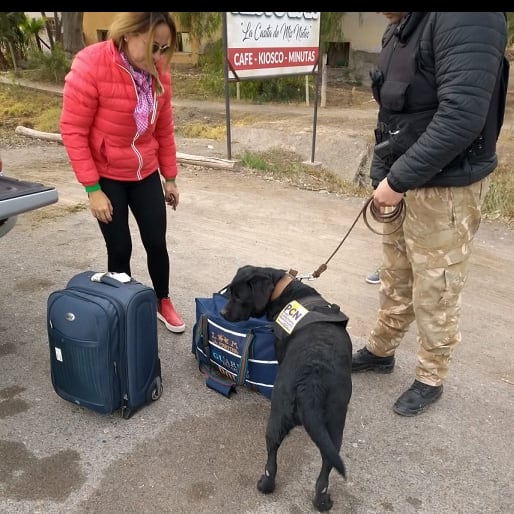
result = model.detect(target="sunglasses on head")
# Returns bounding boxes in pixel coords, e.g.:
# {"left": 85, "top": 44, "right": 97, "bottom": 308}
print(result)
{"left": 152, "top": 42, "right": 170, "bottom": 55}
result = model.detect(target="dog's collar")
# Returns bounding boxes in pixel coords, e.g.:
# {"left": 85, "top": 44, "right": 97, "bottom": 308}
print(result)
{"left": 270, "top": 271, "right": 296, "bottom": 301}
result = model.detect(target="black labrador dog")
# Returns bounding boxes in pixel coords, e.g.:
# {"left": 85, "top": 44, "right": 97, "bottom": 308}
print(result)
{"left": 221, "top": 265, "right": 352, "bottom": 512}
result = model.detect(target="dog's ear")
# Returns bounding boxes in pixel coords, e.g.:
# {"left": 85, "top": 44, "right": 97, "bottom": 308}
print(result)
{"left": 229, "top": 266, "right": 279, "bottom": 316}
{"left": 248, "top": 273, "right": 276, "bottom": 313}
{"left": 233, "top": 265, "right": 284, "bottom": 287}
{"left": 234, "top": 265, "right": 259, "bottom": 283}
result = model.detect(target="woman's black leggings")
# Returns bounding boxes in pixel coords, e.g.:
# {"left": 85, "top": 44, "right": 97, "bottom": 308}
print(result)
{"left": 98, "top": 171, "right": 169, "bottom": 299}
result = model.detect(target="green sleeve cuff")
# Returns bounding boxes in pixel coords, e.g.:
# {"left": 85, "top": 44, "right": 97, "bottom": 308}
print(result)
{"left": 165, "top": 178, "right": 176, "bottom": 183}
{"left": 85, "top": 183, "right": 101, "bottom": 193}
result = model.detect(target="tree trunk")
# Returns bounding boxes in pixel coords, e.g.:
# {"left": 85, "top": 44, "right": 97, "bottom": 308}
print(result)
{"left": 7, "top": 41, "right": 17, "bottom": 73}
{"left": 40, "top": 12, "right": 55, "bottom": 49}
{"left": 0, "top": 50, "right": 9, "bottom": 70}
{"left": 61, "top": 12, "right": 84, "bottom": 58}
{"left": 53, "top": 12, "right": 62, "bottom": 44}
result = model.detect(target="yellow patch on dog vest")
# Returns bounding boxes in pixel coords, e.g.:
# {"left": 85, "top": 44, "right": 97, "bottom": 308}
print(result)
{"left": 276, "top": 300, "right": 309, "bottom": 334}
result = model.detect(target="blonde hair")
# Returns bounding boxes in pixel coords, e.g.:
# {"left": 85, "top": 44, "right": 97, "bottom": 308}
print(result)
{"left": 109, "top": 12, "right": 177, "bottom": 94}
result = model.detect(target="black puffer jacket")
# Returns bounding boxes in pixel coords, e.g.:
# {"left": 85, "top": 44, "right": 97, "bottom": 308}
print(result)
{"left": 371, "top": 12, "right": 508, "bottom": 192}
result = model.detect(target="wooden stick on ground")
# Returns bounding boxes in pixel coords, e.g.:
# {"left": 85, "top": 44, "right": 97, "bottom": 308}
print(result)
{"left": 14, "top": 126, "right": 240, "bottom": 171}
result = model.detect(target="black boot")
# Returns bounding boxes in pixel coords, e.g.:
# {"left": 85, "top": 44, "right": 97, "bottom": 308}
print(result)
{"left": 393, "top": 380, "right": 443, "bottom": 416}
{"left": 351, "top": 347, "right": 395, "bottom": 373}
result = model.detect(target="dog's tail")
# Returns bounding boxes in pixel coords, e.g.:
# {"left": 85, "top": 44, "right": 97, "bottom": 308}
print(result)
{"left": 302, "top": 401, "right": 346, "bottom": 477}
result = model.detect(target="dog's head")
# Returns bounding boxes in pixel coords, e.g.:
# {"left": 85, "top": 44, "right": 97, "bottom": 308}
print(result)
{"left": 220, "top": 265, "right": 285, "bottom": 322}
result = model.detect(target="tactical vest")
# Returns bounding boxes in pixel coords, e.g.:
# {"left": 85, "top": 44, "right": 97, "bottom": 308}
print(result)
{"left": 373, "top": 12, "right": 508, "bottom": 164}
{"left": 273, "top": 294, "right": 348, "bottom": 343}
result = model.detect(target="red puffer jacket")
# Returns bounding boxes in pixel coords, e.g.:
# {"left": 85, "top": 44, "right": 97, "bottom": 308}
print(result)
{"left": 60, "top": 40, "right": 177, "bottom": 187}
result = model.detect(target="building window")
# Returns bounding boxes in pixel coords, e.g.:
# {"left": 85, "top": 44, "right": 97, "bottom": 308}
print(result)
{"left": 176, "top": 32, "right": 191, "bottom": 53}
{"left": 97, "top": 30, "right": 108, "bottom": 42}
{"left": 326, "top": 42, "right": 350, "bottom": 67}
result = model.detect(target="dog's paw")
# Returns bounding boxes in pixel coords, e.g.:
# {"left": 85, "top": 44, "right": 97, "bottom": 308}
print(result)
{"left": 257, "top": 474, "right": 275, "bottom": 494}
{"left": 313, "top": 491, "right": 333, "bottom": 512}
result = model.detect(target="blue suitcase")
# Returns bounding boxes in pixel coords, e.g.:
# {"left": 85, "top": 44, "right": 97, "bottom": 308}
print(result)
{"left": 47, "top": 271, "right": 162, "bottom": 419}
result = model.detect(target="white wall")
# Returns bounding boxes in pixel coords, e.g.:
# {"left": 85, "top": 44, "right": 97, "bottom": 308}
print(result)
{"left": 341, "top": 12, "right": 388, "bottom": 53}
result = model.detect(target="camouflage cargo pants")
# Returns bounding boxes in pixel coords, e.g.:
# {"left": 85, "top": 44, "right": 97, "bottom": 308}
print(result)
{"left": 367, "top": 178, "right": 489, "bottom": 386}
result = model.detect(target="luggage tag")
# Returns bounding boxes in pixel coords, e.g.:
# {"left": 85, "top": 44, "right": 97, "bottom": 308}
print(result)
{"left": 91, "top": 272, "right": 132, "bottom": 283}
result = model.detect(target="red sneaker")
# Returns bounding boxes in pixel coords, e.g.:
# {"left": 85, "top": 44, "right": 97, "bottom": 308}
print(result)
{"left": 157, "top": 297, "right": 185, "bottom": 333}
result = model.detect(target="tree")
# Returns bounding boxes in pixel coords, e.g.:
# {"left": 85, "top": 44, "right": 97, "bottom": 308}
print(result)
{"left": 61, "top": 12, "right": 84, "bottom": 58}
{"left": 173, "top": 12, "right": 346, "bottom": 52}
{"left": 0, "top": 12, "right": 27, "bottom": 71}
{"left": 320, "top": 12, "right": 346, "bottom": 52}
{"left": 40, "top": 11, "right": 55, "bottom": 49}
{"left": 174, "top": 12, "right": 221, "bottom": 40}
{"left": 53, "top": 11, "right": 62, "bottom": 43}
{"left": 19, "top": 16, "right": 46, "bottom": 52}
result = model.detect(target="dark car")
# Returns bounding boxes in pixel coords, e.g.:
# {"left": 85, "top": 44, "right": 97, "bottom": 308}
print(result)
{"left": 0, "top": 151, "right": 58, "bottom": 237}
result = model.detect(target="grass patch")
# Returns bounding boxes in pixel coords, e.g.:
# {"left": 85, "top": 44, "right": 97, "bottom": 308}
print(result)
{"left": 171, "top": 68, "right": 222, "bottom": 100}
{"left": 483, "top": 163, "right": 514, "bottom": 222}
{"left": 35, "top": 107, "right": 62, "bottom": 133}
{"left": 238, "top": 148, "right": 372, "bottom": 196}
{"left": 0, "top": 83, "right": 62, "bottom": 133}
{"left": 176, "top": 123, "right": 225, "bottom": 140}
{"left": 237, "top": 147, "right": 514, "bottom": 225}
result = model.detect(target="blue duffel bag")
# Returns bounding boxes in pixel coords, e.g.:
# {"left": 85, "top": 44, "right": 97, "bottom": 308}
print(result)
{"left": 191, "top": 292, "right": 277, "bottom": 399}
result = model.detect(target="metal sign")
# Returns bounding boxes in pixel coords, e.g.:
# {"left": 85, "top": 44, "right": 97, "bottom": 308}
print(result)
{"left": 225, "top": 12, "right": 321, "bottom": 80}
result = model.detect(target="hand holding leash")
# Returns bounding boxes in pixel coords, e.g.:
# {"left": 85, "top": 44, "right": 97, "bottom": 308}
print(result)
{"left": 309, "top": 196, "right": 406, "bottom": 279}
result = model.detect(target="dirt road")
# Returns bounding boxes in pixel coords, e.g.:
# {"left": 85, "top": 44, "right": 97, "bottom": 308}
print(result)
{"left": 1, "top": 102, "right": 513, "bottom": 513}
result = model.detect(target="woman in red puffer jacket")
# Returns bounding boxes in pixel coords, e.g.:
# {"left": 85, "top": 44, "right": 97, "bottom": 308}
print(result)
{"left": 60, "top": 12, "right": 185, "bottom": 333}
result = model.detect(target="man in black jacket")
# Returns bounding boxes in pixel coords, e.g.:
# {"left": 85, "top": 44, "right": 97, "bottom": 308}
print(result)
{"left": 352, "top": 12, "right": 508, "bottom": 416}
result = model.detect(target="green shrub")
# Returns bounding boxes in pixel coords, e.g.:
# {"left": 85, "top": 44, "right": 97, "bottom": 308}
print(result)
{"left": 197, "top": 40, "right": 225, "bottom": 98}
{"left": 26, "top": 45, "right": 70, "bottom": 83}
{"left": 197, "top": 40, "right": 312, "bottom": 103}
{"left": 234, "top": 75, "right": 308, "bottom": 104}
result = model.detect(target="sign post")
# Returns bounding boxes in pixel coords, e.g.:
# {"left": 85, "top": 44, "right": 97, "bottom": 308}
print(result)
{"left": 223, "top": 12, "right": 322, "bottom": 162}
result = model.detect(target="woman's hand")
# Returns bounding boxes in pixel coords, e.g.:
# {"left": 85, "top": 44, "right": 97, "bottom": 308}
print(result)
{"left": 88, "top": 189, "right": 113, "bottom": 223}
{"left": 164, "top": 180, "right": 180, "bottom": 211}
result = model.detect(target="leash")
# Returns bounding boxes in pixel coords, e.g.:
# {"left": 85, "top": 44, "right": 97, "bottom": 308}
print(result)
{"left": 290, "top": 196, "right": 406, "bottom": 280}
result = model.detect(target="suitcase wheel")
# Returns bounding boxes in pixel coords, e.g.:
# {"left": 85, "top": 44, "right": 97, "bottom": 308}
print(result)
{"left": 150, "top": 376, "right": 163, "bottom": 401}
{"left": 122, "top": 406, "right": 134, "bottom": 420}
{"left": 121, "top": 377, "right": 162, "bottom": 419}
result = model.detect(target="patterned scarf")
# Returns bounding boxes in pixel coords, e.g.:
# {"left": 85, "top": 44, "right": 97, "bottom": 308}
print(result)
{"left": 120, "top": 52, "right": 154, "bottom": 134}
